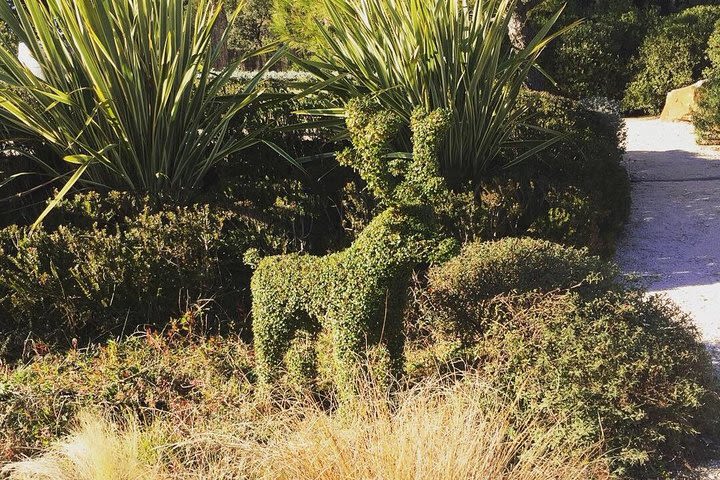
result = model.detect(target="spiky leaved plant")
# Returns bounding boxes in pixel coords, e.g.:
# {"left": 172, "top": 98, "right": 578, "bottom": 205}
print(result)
{"left": 297, "top": 0, "right": 574, "bottom": 185}
{"left": 0, "top": 0, "right": 287, "bottom": 226}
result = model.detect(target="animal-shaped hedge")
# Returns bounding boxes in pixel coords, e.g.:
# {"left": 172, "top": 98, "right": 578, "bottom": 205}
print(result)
{"left": 247, "top": 98, "right": 452, "bottom": 398}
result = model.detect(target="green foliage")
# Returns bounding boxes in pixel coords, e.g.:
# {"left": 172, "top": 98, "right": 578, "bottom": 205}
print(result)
{"left": 250, "top": 99, "right": 452, "bottom": 399}
{"left": 694, "top": 78, "right": 720, "bottom": 142}
{"left": 440, "top": 91, "right": 629, "bottom": 255}
{"left": 545, "top": 9, "right": 656, "bottom": 99}
{"left": 0, "top": 18, "right": 15, "bottom": 51}
{"left": 0, "top": 124, "right": 370, "bottom": 354}
{"left": 419, "top": 237, "right": 615, "bottom": 345}
{"left": 694, "top": 20, "right": 720, "bottom": 143}
{"left": 0, "top": 0, "right": 285, "bottom": 224}
{"left": 221, "top": 74, "right": 342, "bottom": 177}
{"left": 301, "top": 0, "right": 568, "bottom": 185}
{"left": 707, "top": 19, "right": 720, "bottom": 70}
{"left": 473, "top": 291, "right": 719, "bottom": 477}
{"left": 523, "top": 0, "right": 661, "bottom": 101}
{"left": 0, "top": 193, "right": 247, "bottom": 356}
{"left": 0, "top": 334, "right": 254, "bottom": 458}
{"left": 516, "top": 92, "right": 629, "bottom": 253}
{"left": 0, "top": 183, "right": 349, "bottom": 357}
{"left": 270, "top": 0, "right": 328, "bottom": 56}
{"left": 226, "top": 0, "right": 273, "bottom": 56}
{"left": 411, "top": 238, "right": 719, "bottom": 476}
{"left": 623, "top": 5, "right": 720, "bottom": 114}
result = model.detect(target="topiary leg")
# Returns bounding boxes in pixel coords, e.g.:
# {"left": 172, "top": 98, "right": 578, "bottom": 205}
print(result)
{"left": 330, "top": 310, "right": 367, "bottom": 402}
{"left": 379, "top": 281, "right": 408, "bottom": 381}
{"left": 285, "top": 322, "right": 320, "bottom": 389}
{"left": 253, "top": 304, "right": 297, "bottom": 390}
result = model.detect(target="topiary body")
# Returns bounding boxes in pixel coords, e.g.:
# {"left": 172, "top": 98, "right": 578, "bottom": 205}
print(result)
{"left": 251, "top": 205, "right": 437, "bottom": 395}
{"left": 250, "top": 98, "right": 453, "bottom": 398}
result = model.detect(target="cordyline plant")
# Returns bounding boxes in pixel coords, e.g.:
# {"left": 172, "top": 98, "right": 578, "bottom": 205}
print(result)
{"left": 0, "top": 0, "right": 289, "bottom": 227}
{"left": 296, "top": 0, "right": 575, "bottom": 186}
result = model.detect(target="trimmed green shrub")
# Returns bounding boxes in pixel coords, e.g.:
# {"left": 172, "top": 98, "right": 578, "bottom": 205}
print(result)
{"left": 707, "top": 17, "right": 720, "bottom": 71}
{"left": 461, "top": 91, "right": 630, "bottom": 255}
{"left": 250, "top": 99, "right": 453, "bottom": 399}
{"left": 473, "top": 291, "right": 719, "bottom": 477}
{"left": 694, "top": 78, "right": 720, "bottom": 142}
{"left": 0, "top": 183, "right": 350, "bottom": 358}
{"left": 0, "top": 194, "right": 245, "bottom": 356}
{"left": 411, "top": 241, "right": 719, "bottom": 477}
{"left": 694, "top": 20, "right": 720, "bottom": 143}
{"left": 545, "top": 10, "right": 655, "bottom": 100}
{"left": 419, "top": 237, "right": 615, "bottom": 345}
{"left": 623, "top": 5, "right": 720, "bottom": 114}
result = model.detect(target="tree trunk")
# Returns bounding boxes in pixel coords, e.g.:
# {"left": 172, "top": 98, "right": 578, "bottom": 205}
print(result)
{"left": 508, "top": 0, "right": 546, "bottom": 91}
{"left": 212, "top": 5, "right": 230, "bottom": 70}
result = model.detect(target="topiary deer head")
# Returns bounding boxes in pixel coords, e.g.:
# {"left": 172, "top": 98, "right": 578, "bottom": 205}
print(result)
{"left": 337, "top": 96, "right": 452, "bottom": 208}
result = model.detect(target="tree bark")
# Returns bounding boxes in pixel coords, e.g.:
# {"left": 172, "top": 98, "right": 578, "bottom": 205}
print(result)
{"left": 211, "top": 5, "right": 230, "bottom": 70}
{"left": 508, "top": 0, "right": 546, "bottom": 91}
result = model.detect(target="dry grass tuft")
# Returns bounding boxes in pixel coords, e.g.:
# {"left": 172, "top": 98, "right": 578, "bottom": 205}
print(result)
{"left": 2, "top": 412, "right": 162, "bottom": 480}
{"left": 256, "top": 379, "right": 604, "bottom": 480}
{"left": 2, "top": 377, "right": 607, "bottom": 480}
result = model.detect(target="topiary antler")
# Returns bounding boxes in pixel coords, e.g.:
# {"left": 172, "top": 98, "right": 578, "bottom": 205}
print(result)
{"left": 339, "top": 97, "right": 451, "bottom": 207}
{"left": 337, "top": 97, "right": 404, "bottom": 203}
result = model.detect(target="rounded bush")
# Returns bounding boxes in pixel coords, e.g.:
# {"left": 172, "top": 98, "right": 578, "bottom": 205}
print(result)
{"left": 546, "top": 10, "right": 652, "bottom": 100}
{"left": 695, "top": 20, "right": 720, "bottom": 143}
{"left": 623, "top": 5, "right": 720, "bottom": 114}
{"left": 440, "top": 91, "right": 629, "bottom": 256}
{"left": 504, "top": 91, "right": 630, "bottom": 255}
{"left": 707, "top": 18, "right": 720, "bottom": 70}
{"left": 413, "top": 236, "right": 719, "bottom": 476}
{"left": 420, "top": 237, "right": 615, "bottom": 344}
{"left": 0, "top": 188, "right": 326, "bottom": 358}
{"left": 694, "top": 77, "right": 720, "bottom": 143}
{"left": 475, "top": 291, "right": 719, "bottom": 477}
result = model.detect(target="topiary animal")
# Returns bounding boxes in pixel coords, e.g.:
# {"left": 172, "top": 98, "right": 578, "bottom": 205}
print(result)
{"left": 249, "top": 98, "right": 453, "bottom": 398}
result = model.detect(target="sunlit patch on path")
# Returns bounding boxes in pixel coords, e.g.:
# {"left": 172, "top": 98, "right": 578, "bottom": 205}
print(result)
{"left": 617, "top": 118, "right": 720, "bottom": 365}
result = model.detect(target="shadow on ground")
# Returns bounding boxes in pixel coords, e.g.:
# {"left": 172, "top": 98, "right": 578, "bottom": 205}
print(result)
{"left": 617, "top": 119, "right": 720, "bottom": 350}
{"left": 617, "top": 150, "right": 720, "bottom": 292}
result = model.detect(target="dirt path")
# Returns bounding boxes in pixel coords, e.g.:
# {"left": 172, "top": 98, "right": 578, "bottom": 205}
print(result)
{"left": 617, "top": 118, "right": 720, "bottom": 363}
{"left": 616, "top": 118, "right": 720, "bottom": 478}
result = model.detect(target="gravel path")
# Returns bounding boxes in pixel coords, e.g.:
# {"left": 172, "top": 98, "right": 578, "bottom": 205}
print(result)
{"left": 617, "top": 117, "right": 720, "bottom": 359}
{"left": 616, "top": 118, "right": 720, "bottom": 479}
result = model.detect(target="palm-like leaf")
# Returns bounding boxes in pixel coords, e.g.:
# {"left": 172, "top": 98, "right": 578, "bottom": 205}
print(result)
{"left": 295, "top": 0, "right": 573, "bottom": 184}
{"left": 0, "top": 0, "right": 285, "bottom": 227}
